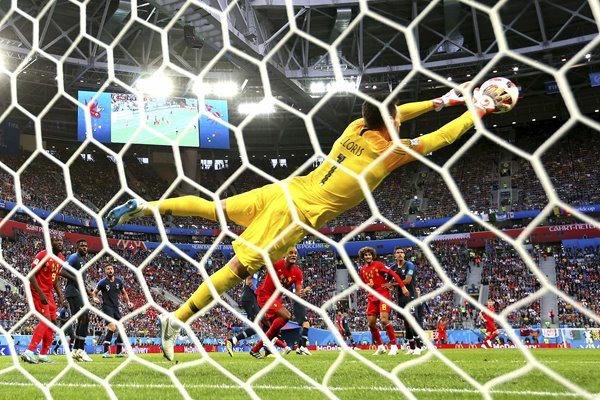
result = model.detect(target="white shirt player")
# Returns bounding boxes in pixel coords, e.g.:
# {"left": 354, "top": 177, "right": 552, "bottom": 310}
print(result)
{"left": 584, "top": 328, "right": 595, "bottom": 348}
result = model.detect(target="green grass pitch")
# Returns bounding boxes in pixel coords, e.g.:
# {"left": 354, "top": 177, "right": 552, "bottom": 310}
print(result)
{"left": 0, "top": 349, "right": 597, "bottom": 400}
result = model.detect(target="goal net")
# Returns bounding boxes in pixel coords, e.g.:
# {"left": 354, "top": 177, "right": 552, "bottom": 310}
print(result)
{"left": 0, "top": 0, "right": 599, "bottom": 399}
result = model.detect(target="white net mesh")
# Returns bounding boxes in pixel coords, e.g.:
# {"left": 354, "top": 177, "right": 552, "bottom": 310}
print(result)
{"left": 0, "top": 0, "right": 599, "bottom": 399}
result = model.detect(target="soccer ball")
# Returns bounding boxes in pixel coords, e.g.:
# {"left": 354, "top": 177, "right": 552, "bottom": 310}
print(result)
{"left": 479, "top": 77, "right": 519, "bottom": 113}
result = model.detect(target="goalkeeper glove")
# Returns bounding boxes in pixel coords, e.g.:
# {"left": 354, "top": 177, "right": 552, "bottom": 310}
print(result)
{"left": 433, "top": 81, "right": 472, "bottom": 111}
{"left": 473, "top": 86, "right": 513, "bottom": 115}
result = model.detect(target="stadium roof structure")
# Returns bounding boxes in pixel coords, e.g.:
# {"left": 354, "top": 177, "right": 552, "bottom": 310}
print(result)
{"left": 0, "top": 0, "right": 598, "bottom": 154}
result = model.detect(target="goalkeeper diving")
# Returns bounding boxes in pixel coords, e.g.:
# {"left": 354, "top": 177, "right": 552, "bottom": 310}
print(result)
{"left": 105, "top": 80, "right": 515, "bottom": 361}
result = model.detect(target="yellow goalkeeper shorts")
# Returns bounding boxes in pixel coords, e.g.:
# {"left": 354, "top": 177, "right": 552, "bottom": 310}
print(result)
{"left": 226, "top": 182, "right": 308, "bottom": 274}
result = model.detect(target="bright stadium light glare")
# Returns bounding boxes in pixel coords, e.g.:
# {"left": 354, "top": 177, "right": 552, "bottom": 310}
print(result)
{"left": 136, "top": 72, "right": 173, "bottom": 97}
{"left": 193, "top": 80, "right": 213, "bottom": 96}
{"left": 213, "top": 81, "right": 239, "bottom": 97}
{"left": 193, "top": 81, "right": 238, "bottom": 98}
{"left": 311, "top": 79, "right": 356, "bottom": 95}
{"left": 310, "top": 81, "right": 326, "bottom": 93}
{"left": 238, "top": 99, "right": 275, "bottom": 115}
{"left": 329, "top": 79, "right": 355, "bottom": 93}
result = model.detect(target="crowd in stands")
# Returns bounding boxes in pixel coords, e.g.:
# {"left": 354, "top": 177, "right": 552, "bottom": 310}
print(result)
{"left": 1, "top": 121, "right": 599, "bottom": 345}
{"left": 2, "top": 124, "right": 600, "bottom": 237}
{"left": 480, "top": 239, "right": 542, "bottom": 327}
{"left": 1, "top": 231, "right": 598, "bottom": 348}
{"left": 514, "top": 123, "right": 600, "bottom": 210}
{"left": 555, "top": 246, "right": 599, "bottom": 328}
{"left": 420, "top": 141, "right": 497, "bottom": 219}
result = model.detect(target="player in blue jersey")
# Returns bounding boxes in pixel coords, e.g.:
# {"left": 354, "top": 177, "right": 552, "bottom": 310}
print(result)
{"left": 225, "top": 271, "right": 293, "bottom": 358}
{"left": 52, "top": 301, "right": 73, "bottom": 355}
{"left": 65, "top": 239, "right": 93, "bottom": 362}
{"left": 92, "top": 264, "right": 133, "bottom": 358}
{"left": 390, "top": 247, "right": 423, "bottom": 355}
{"left": 225, "top": 273, "right": 261, "bottom": 356}
{"left": 291, "top": 285, "right": 312, "bottom": 355}
{"left": 336, "top": 310, "right": 355, "bottom": 348}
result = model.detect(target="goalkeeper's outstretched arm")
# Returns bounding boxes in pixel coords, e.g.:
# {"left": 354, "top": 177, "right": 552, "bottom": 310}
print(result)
{"left": 397, "top": 82, "right": 471, "bottom": 123}
{"left": 419, "top": 111, "right": 475, "bottom": 154}
{"left": 397, "top": 100, "right": 436, "bottom": 123}
{"left": 419, "top": 86, "right": 507, "bottom": 154}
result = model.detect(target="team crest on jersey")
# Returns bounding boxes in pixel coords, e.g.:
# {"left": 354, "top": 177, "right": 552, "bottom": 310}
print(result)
{"left": 409, "top": 138, "right": 420, "bottom": 148}
{"left": 106, "top": 285, "right": 110, "bottom": 291}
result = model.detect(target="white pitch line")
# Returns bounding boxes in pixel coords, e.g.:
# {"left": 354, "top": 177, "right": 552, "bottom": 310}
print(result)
{"left": 0, "top": 381, "right": 592, "bottom": 397}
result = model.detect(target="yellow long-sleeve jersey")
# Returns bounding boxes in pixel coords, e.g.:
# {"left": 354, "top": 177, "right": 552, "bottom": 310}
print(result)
{"left": 288, "top": 103, "right": 475, "bottom": 228}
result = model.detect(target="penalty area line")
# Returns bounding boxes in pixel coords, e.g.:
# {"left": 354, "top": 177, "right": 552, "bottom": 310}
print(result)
{"left": 0, "top": 381, "right": 590, "bottom": 397}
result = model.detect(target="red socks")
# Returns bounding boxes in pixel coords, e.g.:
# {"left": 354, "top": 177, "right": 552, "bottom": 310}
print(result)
{"left": 370, "top": 326, "right": 382, "bottom": 346}
{"left": 40, "top": 326, "right": 54, "bottom": 355}
{"left": 385, "top": 324, "right": 396, "bottom": 344}
{"left": 251, "top": 318, "right": 287, "bottom": 353}
{"left": 27, "top": 322, "right": 49, "bottom": 352}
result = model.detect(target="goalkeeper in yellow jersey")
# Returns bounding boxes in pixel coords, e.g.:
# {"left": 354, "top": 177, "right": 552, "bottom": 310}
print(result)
{"left": 105, "top": 82, "right": 512, "bottom": 361}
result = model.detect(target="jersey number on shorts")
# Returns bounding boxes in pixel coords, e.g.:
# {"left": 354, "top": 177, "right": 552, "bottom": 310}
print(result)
{"left": 320, "top": 154, "right": 346, "bottom": 185}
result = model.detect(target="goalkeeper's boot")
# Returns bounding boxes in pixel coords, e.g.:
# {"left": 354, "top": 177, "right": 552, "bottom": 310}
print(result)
{"left": 20, "top": 351, "right": 38, "bottom": 364}
{"left": 158, "top": 314, "right": 177, "bottom": 361}
{"left": 225, "top": 338, "right": 234, "bottom": 357}
{"left": 433, "top": 81, "right": 472, "bottom": 111}
{"left": 102, "top": 352, "right": 113, "bottom": 358}
{"left": 105, "top": 199, "right": 145, "bottom": 229}
{"left": 115, "top": 353, "right": 125, "bottom": 358}
{"left": 372, "top": 344, "right": 387, "bottom": 355}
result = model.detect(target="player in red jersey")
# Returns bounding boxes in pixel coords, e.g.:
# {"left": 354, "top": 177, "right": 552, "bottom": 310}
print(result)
{"left": 480, "top": 299, "right": 500, "bottom": 348}
{"left": 336, "top": 311, "right": 345, "bottom": 339}
{"left": 436, "top": 318, "right": 448, "bottom": 345}
{"left": 21, "top": 236, "right": 74, "bottom": 364}
{"left": 249, "top": 247, "right": 304, "bottom": 359}
{"left": 358, "top": 247, "right": 409, "bottom": 355}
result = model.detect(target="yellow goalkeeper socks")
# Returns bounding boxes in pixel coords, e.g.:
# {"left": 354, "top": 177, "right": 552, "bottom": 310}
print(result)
{"left": 173, "top": 265, "right": 243, "bottom": 322}
{"left": 145, "top": 195, "right": 217, "bottom": 221}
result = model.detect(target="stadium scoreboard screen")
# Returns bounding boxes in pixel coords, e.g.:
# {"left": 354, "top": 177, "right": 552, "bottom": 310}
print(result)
{"left": 76, "top": 91, "right": 229, "bottom": 149}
